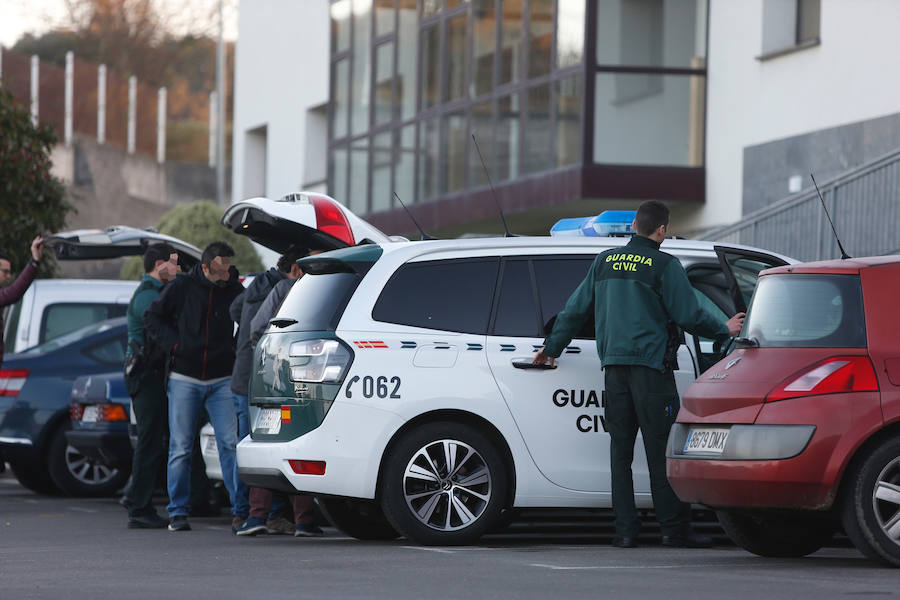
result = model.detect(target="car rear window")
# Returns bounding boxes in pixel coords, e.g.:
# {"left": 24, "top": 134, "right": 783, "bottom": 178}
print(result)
{"left": 276, "top": 272, "right": 362, "bottom": 331}
{"left": 744, "top": 274, "right": 866, "bottom": 348}
{"left": 41, "top": 302, "right": 127, "bottom": 344}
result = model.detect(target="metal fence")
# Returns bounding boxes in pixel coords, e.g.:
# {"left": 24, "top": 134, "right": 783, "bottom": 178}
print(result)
{"left": 703, "top": 148, "right": 900, "bottom": 261}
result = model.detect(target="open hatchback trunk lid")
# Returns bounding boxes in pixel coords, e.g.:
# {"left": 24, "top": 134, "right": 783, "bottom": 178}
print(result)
{"left": 47, "top": 226, "right": 202, "bottom": 266}
{"left": 221, "top": 193, "right": 392, "bottom": 253}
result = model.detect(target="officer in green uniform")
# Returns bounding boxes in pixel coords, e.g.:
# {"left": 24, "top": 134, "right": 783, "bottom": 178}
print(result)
{"left": 534, "top": 200, "right": 744, "bottom": 549}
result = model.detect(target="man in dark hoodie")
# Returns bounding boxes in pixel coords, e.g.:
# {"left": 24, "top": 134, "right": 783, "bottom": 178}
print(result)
{"left": 229, "top": 245, "right": 306, "bottom": 534}
{"left": 144, "top": 241, "right": 248, "bottom": 532}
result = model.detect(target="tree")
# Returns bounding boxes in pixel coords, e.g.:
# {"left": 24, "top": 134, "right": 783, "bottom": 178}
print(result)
{"left": 0, "top": 89, "right": 72, "bottom": 276}
{"left": 120, "top": 200, "right": 263, "bottom": 279}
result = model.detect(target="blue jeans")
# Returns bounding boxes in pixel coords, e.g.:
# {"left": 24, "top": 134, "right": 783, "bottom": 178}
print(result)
{"left": 167, "top": 377, "right": 249, "bottom": 518}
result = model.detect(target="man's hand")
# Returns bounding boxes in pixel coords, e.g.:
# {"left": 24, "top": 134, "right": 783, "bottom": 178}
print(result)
{"left": 533, "top": 347, "right": 556, "bottom": 368}
{"left": 725, "top": 312, "right": 746, "bottom": 337}
{"left": 30, "top": 236, "right": 44, "bottom": 261}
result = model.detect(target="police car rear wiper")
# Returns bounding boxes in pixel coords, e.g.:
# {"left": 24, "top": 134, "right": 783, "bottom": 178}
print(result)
{"left": 269, "top": 318, "right": 298, "bottom": 328}
{"left": 734, "top": 337, "right": 759, "bottom": 348}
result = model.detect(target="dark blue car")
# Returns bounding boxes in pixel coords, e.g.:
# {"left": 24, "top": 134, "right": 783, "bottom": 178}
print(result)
{"left": 0, "top": 317, "right": 129, "bottom": 496}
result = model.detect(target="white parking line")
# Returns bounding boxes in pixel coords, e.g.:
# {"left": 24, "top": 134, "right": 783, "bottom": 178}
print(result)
{"left": 68, "top": 507, "right": 98, "bottom": 514}
{"left": 401, "top": 546, "right": 456, "bottom": 554}
{"left": 531, "top": 563, "right": 680, "bottom": 571}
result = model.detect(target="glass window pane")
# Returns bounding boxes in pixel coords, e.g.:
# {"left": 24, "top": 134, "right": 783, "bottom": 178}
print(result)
{"left": 469, "top": 101, "right": 492, "bottom": 188}
{"left": 446, "top": 13, "right": 467, "bottom": 102}
{"left": 557, "top": 0, "right": 585, "bottom": 68}
{"left": 797, "top": 0, "right": 820, "bottom": 43}
{"left": 593, "top": 72, "right": 705, "bottom": 166}
{"left": 374, "top": 0, "right": 395, "bottom": 36}
{"left": 331, "top": 0, "right": 352, "bottom": 53}
{"left": 527, "top": 0, "right": 553, "bottom": 78}
{"left": 418, "top": 117, "right": 440, "bottom": 202}
{"left": 499, "top": 0, "right": 523, "bottom": 85}
{"left": 472, "top": 0, "right": 496, "bottom": 97}
{"left": 395, "top": 124, "right": 416, "bottom": 205}
{"left": 493, "top": 260, "right": 541, "bottom": 337}
{"left": 443, "top": 112, "right": 466, "bottom": 194}
{"left": 423, "top": 0, "right": 441, "bottom": 18}
{"left": 596, "top": 0, "right": 707, "bottom": 68}
{"left": 351, "top": 0, "right": 372, "bottom": 136}
{"left": 371, "top": 132, "right": 392, "bottom": 212}
{"left": 555, "top": 74, "right": 581, "bottom": 166}
{"left": 523, "top": 84, "right": 551, "bottom": 174}
{"left": 374, "top": 42, "right": 395, "bottom": 126}
{"left": 532, "top": 258, "right": 594, "bottom": 338}
{"left": 496, "top": 94, "right": 520, "bottom": 182}
{"left": 349, "top": 138, "right": 369, "bottom": 212}
{"left": 333, "top": 58, "right": 350, "bottom": 139}
{"left": 397, "top": 0, "right": 418, "bottom": 120}
{"left": 330, "top": 146, "right": 349, "bottom": 204}
{"left": 422, "top": 24, "right": 441, "bottom": 110}
{"left": 41, "top": 303, "right": 124, "bottom": 344}
{"left": 373, "top": 259, "right": 500, "bottom": 334}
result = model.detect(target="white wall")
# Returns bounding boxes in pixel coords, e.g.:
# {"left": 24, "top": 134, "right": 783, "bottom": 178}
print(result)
{"left": 693, "top": 0, "right": 900, "bottom": 232}
{"left": 231, "top": 0, "right": 330, "bottom": 204}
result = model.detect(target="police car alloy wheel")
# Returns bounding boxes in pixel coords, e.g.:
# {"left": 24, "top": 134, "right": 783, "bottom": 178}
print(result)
{"left": 842, "top": 437, "right": 900, "bottom": 566}
{"left": 380, "top": 422, "right": 508, "bottom": 546}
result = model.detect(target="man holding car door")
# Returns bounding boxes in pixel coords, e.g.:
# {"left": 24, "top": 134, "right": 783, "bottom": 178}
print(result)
{"left": 534, "top": 200, "right": 744, "bottom": 549}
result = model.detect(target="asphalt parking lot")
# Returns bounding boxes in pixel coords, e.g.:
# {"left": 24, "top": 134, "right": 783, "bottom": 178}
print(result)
{"left": 1, "top": 469, "right": 896, "bottom": 600}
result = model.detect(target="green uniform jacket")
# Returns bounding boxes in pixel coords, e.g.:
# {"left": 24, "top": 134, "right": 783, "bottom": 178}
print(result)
{"left": 126, "top": 274, "right": 164, "bottom": 359}
{"left": 542, "top": 235, "right": 730, "bottom": 371}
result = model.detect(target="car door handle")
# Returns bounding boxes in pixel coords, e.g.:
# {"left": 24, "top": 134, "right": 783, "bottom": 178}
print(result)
{"left": 512, "top": 359, "right": 556, "bottom": 370}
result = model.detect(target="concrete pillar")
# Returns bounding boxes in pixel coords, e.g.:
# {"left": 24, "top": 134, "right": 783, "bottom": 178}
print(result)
{"left": 64, "top": 51, "right": 73, "bottom": 146}
{"left": 97, "top": 65, "right": 106, "bottom": 144}
{"left": 157, "top": 87, "right": 167, "bottom": 164}
{"left": 127, "top": 76, "right": 136, "bottom": 154}
{"left": 209, "top": 91, "right": 217, "bottom": 167}
{"left": 30, "top": 55, "right": 38, "bottom": 126}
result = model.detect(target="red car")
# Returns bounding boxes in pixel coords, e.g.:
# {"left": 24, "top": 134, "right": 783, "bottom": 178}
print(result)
{"left": 667, "top": 255, "right": 900, "bottom": 566}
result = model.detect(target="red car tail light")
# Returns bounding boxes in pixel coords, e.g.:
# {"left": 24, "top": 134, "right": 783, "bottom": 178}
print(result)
{"left": 0, "top": 369, "right": 29, "bottom": 397}
{"left": 288, "top": 460, "right": 326, "bottom": 475}
{"left": 69, "top": 403, "right": 129, "bottom": 422}
{"left": 310, "top": 195, "right": 355, "bottom": 246}
{"left": 70, "top": 403, "right": 85, "bottom": 420}
{"left": 767, "top": 356, "right": 878, "bottom": 402}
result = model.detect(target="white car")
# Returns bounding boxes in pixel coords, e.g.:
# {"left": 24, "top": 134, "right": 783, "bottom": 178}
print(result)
{"left": 232, "top": 201, "right": 793, "bottom": 545}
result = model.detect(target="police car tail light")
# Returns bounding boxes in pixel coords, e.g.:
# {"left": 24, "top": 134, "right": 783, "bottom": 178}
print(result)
{"left": 309, "top": 195, "right": 355, "bottom": 246}
{"left": 289, "top": 339, "right": 352, "bottom": 383}
{"left": 288, "top": 459, "right": 326, "bottom": 476}
{"left": 766, "top": 356, "right": 878, "bottom": 403}
{"left": 0, "top": 369, "right": 29, "bottom": 397}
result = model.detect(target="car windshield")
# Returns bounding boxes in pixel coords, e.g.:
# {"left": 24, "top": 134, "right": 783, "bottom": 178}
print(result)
{"left": 21, "top": 318, "right": 124, "bottom": 355}
{"left": 743, "top": 274, "right": 866, "bottom": 348}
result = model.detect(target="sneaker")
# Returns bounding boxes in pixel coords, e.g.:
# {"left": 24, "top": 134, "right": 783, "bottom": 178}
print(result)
{"left": 294, "top": 523, "right": 324, "bottom": 537}
{"left": 128, "top": 513, "right": 168, "bottom": 529}
{"left": 168, "top": 516, "right": 191, "bottom": 531}
{"left": 232, "top": 516, "right": 248, "bottom": 534}
{"left": 235, "top": 517, "right": 268, "bottom": 536}
{"left": 265, "top": 516, "right": 295, "bottom": 535}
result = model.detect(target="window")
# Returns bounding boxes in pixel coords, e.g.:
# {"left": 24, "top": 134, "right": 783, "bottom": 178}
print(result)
{"left": 397, "top": 0, "right": 418, "bottom": 120}
{"left": 760, "top": 0, "right": 820, "bottom": 57}
{"left": 469, "top": 101, "right": 493, "bottom": 188}
{"left": 555, "top": 75, "right": 581, "bottom": 166}
{"left": 331, "top": 0, "right": 352, "bottom": 53}
{"left": 745, "top": 275, "right": 865, "bottom": 348}
{"left": 499, "top": 0, "right": 524, "bottom": 85}
{"left": 278, "top": 273, "right": 365, "bottom": 332}
{"left": 371, "top": 131, "right": 392, "bottom": 212}
{"left": 496, "top": 94, "right": 521, "bottom": 182}
{"left": 492, "top": 260, "right": 541, "bottom": 337}
{"left": 527, "top": 0, "right": 553, "bottom": 78}
{"left": 472, "top": 0, "right": 496, "bottom": 97}
{"left": 557, "top": 0, "right": 585, "bottom": 69}
{"left": 330, "top": 146, "right": 349, "bottom": 205}
{"left": 443, "top": 112, "right": 467, "bottom": 194}
{"left": 351, "top": 0, "right": 372, "bottom": 136}
{"left": 523, "top": 84, "right": 552, "bottom": 174}
{"left": 332, "top": 59, "right": 350, "bottom": 139}
{"left": 422, "top": 24, "right": 441, "bottom": 109}
{"left": 374, "top": 0, "right": 394, "bottom": 36}
{"left": 532, "top": 258, "right": 594, "bottom": 338}
{"left": 40, "top": 303, "right": 127, "bottom": 344}
{"left": 84, "top": 335, "right": 127, "bottom": 365}
{"left": 395, "top": 125, "right": 415, "bottom": 205}
{"left": 349, "top": 138, "right": 369, "bottom": 212}
{"left": 446, "top": 13, "right": 467, "bottom": 102}
{"left": 373, "top": 42, "right": 395, "bottom": 126}
{"left": 373, "top": 259, "right": 499, "bottom": 334}
{"left": 418, "top": 117, "right": 440, "bottom": 202}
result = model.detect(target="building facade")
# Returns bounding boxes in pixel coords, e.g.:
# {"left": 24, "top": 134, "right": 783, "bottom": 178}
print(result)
{"left": 231, "top": 0, "right": 900, "bottom": 239}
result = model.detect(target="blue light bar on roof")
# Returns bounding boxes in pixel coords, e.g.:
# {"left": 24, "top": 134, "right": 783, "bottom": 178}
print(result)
{"left": 550, "top": 210, "right": 636, "bottom": 237}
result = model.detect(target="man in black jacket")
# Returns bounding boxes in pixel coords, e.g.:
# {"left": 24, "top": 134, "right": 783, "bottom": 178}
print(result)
{"left": 144, "top": 241, "right": 248, "bottom": 532}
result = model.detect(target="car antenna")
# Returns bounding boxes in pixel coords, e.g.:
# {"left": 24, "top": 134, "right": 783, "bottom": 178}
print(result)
{"left": 472, "top": 134, "right": 515, "bottom": 237}
{"left": 810, "top": 173, "right": 851, "bottom": 259}
{"left": 393, "top": 192, "right": 435, "bottom": 241}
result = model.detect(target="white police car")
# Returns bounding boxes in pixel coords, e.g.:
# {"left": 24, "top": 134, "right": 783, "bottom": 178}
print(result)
{"left": 228, "top": 197, "right": 793, "bottom": 545}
